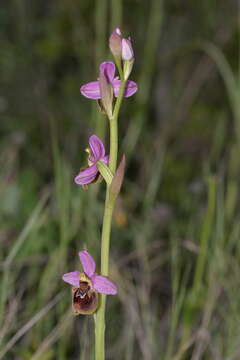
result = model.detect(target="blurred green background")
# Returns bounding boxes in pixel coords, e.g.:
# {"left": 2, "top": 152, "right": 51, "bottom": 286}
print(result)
{"left": 1, "top": 0, "right": 240, "bottom": 359}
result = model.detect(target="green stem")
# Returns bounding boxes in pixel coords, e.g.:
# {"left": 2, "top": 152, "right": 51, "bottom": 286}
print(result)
{"left": 94, "top": 78, "right": 126, "bottom": 360}
{"left": 109, "top": 117, "right": 118, "bottom": 173}
{"left": 109, "top": 79, "right": 126, "bottom": 173}
{"left": 94, "top": 192, "right": 113, "bottom": 360}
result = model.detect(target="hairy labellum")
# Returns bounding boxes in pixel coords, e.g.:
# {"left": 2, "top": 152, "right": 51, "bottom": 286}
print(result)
{"left": 62, "top": 250, "right": 118, "bottom": 315}
{"left": 72, "top": 281, "right": 98, "bottom": 315}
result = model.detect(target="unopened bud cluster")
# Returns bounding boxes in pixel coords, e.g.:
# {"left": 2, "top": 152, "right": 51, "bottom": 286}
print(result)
{"left": 109, "top": 28, "right": 134, "bottom": 80}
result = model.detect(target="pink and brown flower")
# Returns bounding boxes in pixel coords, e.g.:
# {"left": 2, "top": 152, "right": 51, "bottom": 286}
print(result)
{"left": 62, "top": 250, "right": 117, "bottom": 315}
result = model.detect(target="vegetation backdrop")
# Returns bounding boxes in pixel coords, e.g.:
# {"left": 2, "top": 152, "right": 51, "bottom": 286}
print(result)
{"left": 0, "top": 0, "right": 239, "bottom": 359}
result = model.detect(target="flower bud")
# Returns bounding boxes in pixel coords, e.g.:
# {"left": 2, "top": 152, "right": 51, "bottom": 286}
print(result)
{"left": 122, "top": 38, "right": 134, "bottom": 61}
{"left": 109, "top": 28, "right": 122, "bottom": 59}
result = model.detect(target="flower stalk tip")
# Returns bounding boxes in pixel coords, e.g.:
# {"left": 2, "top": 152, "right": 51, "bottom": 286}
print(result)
{"left": 109, "top": 28, "right": 134, "bottom": 62}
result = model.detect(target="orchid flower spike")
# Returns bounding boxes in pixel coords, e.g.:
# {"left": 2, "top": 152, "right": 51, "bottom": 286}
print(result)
{"left": 62, "top": 250, "right": 118, "bottom": 314}
{"left": 74, "top": 135, "right": 109, "bottom": 187}
{"left": 80, "top": 61, "right": 138, "bottom": 100}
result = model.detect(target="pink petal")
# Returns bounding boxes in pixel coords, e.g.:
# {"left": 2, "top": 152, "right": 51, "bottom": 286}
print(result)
{"left": 112, "top": 79, "right": 138, "bottom": 97}
{"left": 62, "top": 271, "right": 80, "bottom": 286}
{"left": 91, "top": 274, "right": 118, "bottom": 295}
{"left": 74, "top": 165, "right": 98, "bottom": 185}
{"left": 89, "top": 135, "right": 106, "bottom": 162}
{"left": 99, "top": 62, "right": 116, "bottom": 83}
{"left": 79, "top": 250, "right": 96, "bottom": 277}
{"left": 80, "top": 81, "right": 101, "bottom": 99}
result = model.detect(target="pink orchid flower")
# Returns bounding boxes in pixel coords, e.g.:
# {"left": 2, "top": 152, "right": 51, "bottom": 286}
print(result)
{"left": 62, "top": 250, "right": 117, "bottom": 314}
{"left": 80, "top": 61, "right": 138, "bottom": 99}
{"left": 74, "top": 134, "right": 108, "bottom": 186}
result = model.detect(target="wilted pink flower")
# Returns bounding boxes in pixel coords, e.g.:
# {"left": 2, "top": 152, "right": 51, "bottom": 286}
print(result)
{"left": 74, "top": 135, "right": 108, "bottom": 186}
{"left": 80, "top": 61, "right": 137, "bottom": 99}
{"left": 62, "top": 250, "right": 117, "bottom": 314}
